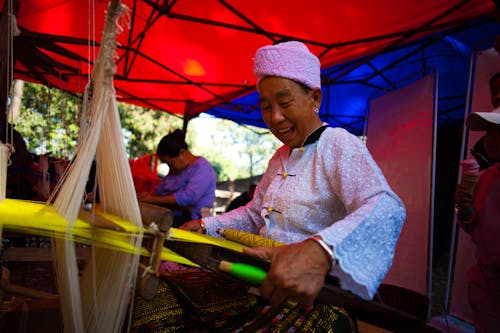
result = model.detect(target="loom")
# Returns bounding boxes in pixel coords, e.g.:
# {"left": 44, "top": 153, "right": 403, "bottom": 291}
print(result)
{"left": 0, "top": 1, "right": 436, "bottom": 332}
{"left": 0, "top": 1, "right": 143, "bottom": 331}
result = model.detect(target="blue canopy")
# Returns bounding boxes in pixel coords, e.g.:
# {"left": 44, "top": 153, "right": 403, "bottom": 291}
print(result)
{"left": 205, "top": 18, "right": 500, "bottom": 135}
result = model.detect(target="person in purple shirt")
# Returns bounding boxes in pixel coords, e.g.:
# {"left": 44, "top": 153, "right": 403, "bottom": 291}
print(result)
{"left": 138, "top": 129, "right": 217, "bottom": 227}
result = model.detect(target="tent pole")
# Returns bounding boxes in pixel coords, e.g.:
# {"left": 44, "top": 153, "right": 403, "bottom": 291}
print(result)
{"left": 183, "top": 100, "right": 195, "bottom": 134}
{"left": 0, "top": 0, "right": 19, "bottom": 132}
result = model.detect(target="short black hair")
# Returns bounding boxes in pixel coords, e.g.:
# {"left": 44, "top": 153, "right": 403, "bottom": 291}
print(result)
{"left": 157, "top": 129, "right": 187, "bottom": 157}
{"left": 489, "top": 72, "right": 500, "bottom": 92}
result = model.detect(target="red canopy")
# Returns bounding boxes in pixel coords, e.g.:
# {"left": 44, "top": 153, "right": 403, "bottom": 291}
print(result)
{"left": 3, "top": 0, "right": 495, "bottom": 120}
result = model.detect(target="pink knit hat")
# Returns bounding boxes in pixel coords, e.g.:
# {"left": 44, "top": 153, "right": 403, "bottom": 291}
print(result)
{"left": 253, "top": 41, "right": 321, "bottom": 90}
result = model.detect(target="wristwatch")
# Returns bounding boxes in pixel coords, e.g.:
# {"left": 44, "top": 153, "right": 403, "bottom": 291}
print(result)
{"left": 198, "top": 219, "right": 207, "bottom": 234}
{"left": 455, "top": 205, "right": 474, "bottom": 219}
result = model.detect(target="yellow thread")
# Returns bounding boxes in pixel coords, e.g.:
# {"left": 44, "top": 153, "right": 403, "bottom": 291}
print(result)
{"left": 221, "top": 228, "right": 284, "bottom": 248}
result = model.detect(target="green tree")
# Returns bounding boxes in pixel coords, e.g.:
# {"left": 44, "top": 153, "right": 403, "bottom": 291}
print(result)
{"left": 225, "top": 123, "right": 280, "bottom": 177}
{"left": 188, "top": 117, "right": 280, "bottom": 181}
{"left": 118, "top": 102, "right": 183, "bottom": 159}
{"left": 13, "top": 82, "right": 182, "bottom": 159}
{"left": 12, "top": 82, "right": 278, "bottom": 183}
{"left": 15, "top": 82, "right": 81, "bottom": 157}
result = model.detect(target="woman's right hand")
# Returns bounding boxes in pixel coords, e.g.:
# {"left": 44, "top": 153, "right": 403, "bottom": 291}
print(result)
{"left": 454, "top": 183, "right": 474, "bottom": 211}
{"left": 454, "top": 183, "right": 476, "bottom": 232}
{"left": 178, "top": 219, "right": 205, "bottom": 233}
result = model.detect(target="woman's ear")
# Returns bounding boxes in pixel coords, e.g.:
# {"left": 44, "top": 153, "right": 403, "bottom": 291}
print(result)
{"left": 311, "top": 88, "right": 322, "bottom": 108}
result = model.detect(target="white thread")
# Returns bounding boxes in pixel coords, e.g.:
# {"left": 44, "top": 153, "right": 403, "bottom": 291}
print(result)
{"left": 142, "top": 265, "right": 153, "bottom": 278}
{"left": 148, "top": 221, "right": 160, "bottom": 235}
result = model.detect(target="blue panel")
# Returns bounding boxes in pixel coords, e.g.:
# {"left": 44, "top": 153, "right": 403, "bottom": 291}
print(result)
{"left": 204, "top": 19, "right": 500, "bottom": 135}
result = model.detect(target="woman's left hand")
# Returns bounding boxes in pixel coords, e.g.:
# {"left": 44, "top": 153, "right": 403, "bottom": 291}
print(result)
{"left": 243, "top": 240, "right": 331, "bottom": 310}
{"left": 137, "top": 192, "right": 152, "bottom": 202}
{"left": 178, "top": 219, "right": 204, "bottom": 233}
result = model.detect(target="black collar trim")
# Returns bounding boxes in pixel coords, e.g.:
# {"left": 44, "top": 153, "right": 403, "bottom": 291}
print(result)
{"left": 302, "top": 125, "right": 328, "bottom": 147}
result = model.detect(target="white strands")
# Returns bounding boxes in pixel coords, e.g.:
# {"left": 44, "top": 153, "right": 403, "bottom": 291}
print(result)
{"left": 51, "top": 237, "right": 84, "bottom": 332}
{"left": 8, "top": 79, "right": 24, "bottom": 123}
{"left": 0, "top": 141, "right": 8, "bottom": 207}
{"left": 51, "top": 16, "right": 113, "bottom": 224}
{"left": 51, "top": 55, "right": 110, "bottom": 333}
{"left": 2, "top": 0, "right": 19, "bottom": 203}
{"left": 38, "top": 153, "right": 51, "bottom": 201}
{"left": 78, "top": 84, "right": 91, "bottom": 146}
{"left": 80, "top": 92, "right": 143, "bottom": 333}
{"left": 50, "top": 1, "right": 142, "bottom": 332}
{"left": 0, "top": 143, "right": 9, "bottom": 202}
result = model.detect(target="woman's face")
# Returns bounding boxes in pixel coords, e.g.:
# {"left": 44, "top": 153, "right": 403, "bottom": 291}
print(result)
{"left": 484, "top": 124, "right": 500, "bottom": 162}
{"left": 159, "top": 150, "right": 188, "bottom": 173}
{"left": 258, "top": 77, "right": 322, "bottom": 148}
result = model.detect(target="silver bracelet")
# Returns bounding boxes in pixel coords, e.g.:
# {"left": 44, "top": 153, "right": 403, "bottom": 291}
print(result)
{"left": 308, "top": 235, "right": 336, "bottom": 268}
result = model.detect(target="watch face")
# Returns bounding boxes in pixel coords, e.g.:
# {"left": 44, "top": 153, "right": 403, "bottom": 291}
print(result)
{"left": 455, "top": 205, "right": 474, "bottom": 219}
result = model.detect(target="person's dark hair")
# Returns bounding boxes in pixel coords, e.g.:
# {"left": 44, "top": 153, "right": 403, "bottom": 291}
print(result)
{"left": 296, "top": 81, "right": 313, "bottom": 94}
{"left": 489, "top": 72, "right": 500, "bottom": 92}
{"left": 157, "top": 129, "right": 187, "bottom": 157}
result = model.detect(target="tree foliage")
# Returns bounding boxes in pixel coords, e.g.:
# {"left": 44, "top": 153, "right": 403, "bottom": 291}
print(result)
{"left": 188, "top": 117, "right": 280, "bottom": 181}
{"left": 12, "top": 81, "right": 279, "bottom": 182}
{"left": 13, "top": 82, "right": 182, "bottom": 159}
{"left": 118, "top": 102, "right": 183, "bottom": 158}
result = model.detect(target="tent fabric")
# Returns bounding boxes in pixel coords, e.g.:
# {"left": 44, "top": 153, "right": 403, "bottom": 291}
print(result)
{"left": 2, "top": 0, "right": 496, "bottom": 130}
{"left": 208, "top": 18, "right": 500, "bottom": 134}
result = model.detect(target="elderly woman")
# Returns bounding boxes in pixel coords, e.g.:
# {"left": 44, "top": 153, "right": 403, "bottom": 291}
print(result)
{"left": 180, "top": 41, "right": 406, "bottom": 326}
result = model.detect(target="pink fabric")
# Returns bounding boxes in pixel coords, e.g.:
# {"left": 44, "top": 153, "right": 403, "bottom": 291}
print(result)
{"left": 461, "top": 158, "right": 480, "bottom": 175}
{"left": 467, "top": 162, "right": 500, "bottom": 332}
{"left": 253, "top": 41, "right": 321, "bottom": 90}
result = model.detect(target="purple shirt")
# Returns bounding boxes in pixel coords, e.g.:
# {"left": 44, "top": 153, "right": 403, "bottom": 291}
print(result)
{"left": 155, "top": 156, "right": 216, "bottom": 219}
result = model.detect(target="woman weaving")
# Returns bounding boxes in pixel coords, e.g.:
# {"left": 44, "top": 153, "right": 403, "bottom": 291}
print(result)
{"left": 179, "top": 41, "right": 406, "bottom": 330}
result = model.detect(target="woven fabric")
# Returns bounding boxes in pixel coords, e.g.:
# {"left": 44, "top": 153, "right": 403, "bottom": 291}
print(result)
{"left": 131, "top": 280, "right": 185, "bottom": 332}
{"left": 132, "top": 269, "right": 355, "bottom": 332}
{"left": 236, "top": 303, "right": 355, "bottom": 333}
{"left": 164, "top": 270, "right": 259, "bottom": 330}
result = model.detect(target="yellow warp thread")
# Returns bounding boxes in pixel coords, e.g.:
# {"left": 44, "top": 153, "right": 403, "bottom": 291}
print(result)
{"left": 221, "top": 228, "right": 284, "bottom": 248}
{"left": 0, "top": 199, "right": 144, "bottom": 255}
{"left": 0, "top": 199, "right": 254, "bottom": 266}
{"left": 168, "top": 227, "right": 247, "bottom": 253}
{"left": 163, "top": 227, "right": 249, "bottom": 267}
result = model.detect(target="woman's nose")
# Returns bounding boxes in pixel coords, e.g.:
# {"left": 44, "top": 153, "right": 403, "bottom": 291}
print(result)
{"left": 270, "top": 106, "right": 286, "bottom": 123}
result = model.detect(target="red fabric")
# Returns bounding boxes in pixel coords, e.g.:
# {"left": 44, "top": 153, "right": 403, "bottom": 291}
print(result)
{"left": 466, "top": 163, "right": 500, "bottom": 333}
{"left": 6, "top": 0, "right": 494, "bottom": 118}
{"left": 129, "top": 153, "right": 161, "bottom": 194}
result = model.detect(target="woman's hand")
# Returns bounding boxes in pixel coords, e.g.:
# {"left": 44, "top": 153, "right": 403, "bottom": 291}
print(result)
{"left": 137, "top": 192, "right": 152, "bottom": 202}
{"left": 454, "top": 183, "right": 476, "bottom": 232}
{"left": 178, "top": 219, "right": 205, "bottom": 233}
{"left": 243, "top": 239, "right": 331, "bottom": 310}
{"left": 454, "top": 183, "right": 474, "bottom": 211}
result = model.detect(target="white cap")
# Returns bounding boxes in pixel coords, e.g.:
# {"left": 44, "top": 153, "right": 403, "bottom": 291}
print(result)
{"left": 466, "top": 107, "right": 500, "bottom": 131}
